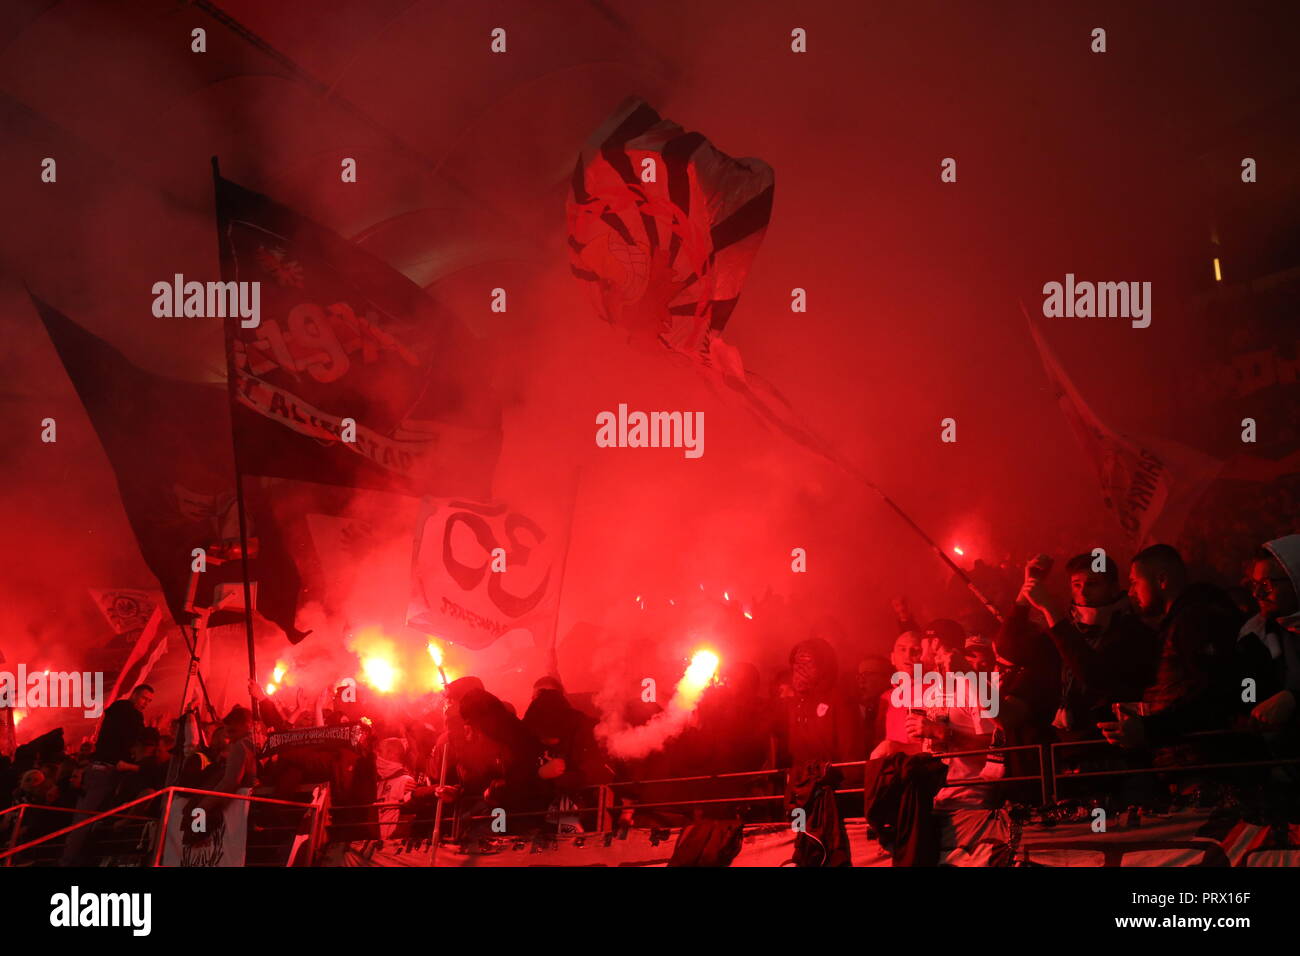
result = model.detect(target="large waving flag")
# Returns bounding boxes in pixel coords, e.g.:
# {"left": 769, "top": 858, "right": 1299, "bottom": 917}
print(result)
{"left": 407, "top": 496, "right": 571, "bottom": 652}
{"left": 565, "top": 102, "right": 1004, "bottom": 620}
{"left": 1030, "top": 319, "right": 1224, "bottom": 547}
{"left": 215, "top": 170, "right": 501, "bottom": 499}
{"left": 30, "top": 295, "right": 304, "bottom": 639}
{"left": 567, "top": 98, "right": 775, "bottom": 364}
{"left": 565, "top": 100, "right": 845, "bottom": 464}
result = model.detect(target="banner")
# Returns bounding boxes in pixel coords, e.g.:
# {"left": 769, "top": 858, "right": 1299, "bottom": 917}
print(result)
{"left": 102, "top": 604, "right": 167, "bottom": 707}
{"left": 567, "top": 97, "right": 774, "bottom": 363}
{"left": 30, "top": 295, "right": 304, "bottom": 639}
{"left": 88, "top": 589, "right": 159, "bottom": 635}
{"left": 162, "top": 789, "right": 250, "bottom": 867}
{"left": 1030, "top": 321, "right": 1224, "bottom": 547}
{"left": 215, "top": 172, "right": 500, "bottom": 500}
{"left": 407, "top": 497, "right": 570, "bottom": 651}
{"left": 566, "top": 101, "right": 857, "bottom": 475}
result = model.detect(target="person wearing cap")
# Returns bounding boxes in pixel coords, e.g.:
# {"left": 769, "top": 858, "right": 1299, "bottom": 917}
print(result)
{"left": 920, "top": 619, "right": 965, "bottom": 672}
{"left": 1240, "top": 535, "right": 1300, "bottom": 733}
{"left": 963, "top": 635, "right": 996, "bottom": 674}
{"left": 902, "top": 626, "right": 996, "bottom": 809}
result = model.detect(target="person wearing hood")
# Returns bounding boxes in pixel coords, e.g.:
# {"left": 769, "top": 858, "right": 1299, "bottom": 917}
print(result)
{"left": 522, "top": 687, "right": 610, "bottom": 797}
{"left": 1019, "top": 551, "right": 1160, "bottom": 737}
{"left": 778, "top": 637, "right": 862, "bottom": 768}
{"left": 455, "top": 688, "right": 546, "bottom": 823}
{"left": 779, "top": 637, "right": 859, "bottom": 866}
{"left": 1241, "top": 534, "right": 1300, "bottom": 731}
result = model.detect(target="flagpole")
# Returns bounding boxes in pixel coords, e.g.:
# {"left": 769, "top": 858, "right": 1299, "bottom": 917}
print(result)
{"left": 545, "top": 468, "right": 582, "bottom": 679}
{"left": 211, "top": 156, "right": 260, "bottom": 710}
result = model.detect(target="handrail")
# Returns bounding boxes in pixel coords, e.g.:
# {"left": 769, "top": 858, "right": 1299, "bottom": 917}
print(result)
{"left": 0, "top": 802, "right": 156, "bottom": 822}
{"left": 0, "top": 786, "right": 317, "bottom": 864}
{"left": 0, "top": 789, "right": 164, "bottom": 862}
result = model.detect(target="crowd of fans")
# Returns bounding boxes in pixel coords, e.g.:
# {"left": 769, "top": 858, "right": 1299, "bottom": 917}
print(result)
{"left": 2, "top": 531, "right": 1298, "bottom": 865}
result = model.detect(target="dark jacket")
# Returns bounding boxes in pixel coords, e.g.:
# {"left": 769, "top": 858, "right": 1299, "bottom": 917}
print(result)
{"left": 1142, "top": 583, "right": 1243, "bottom": 743}
{"left": 863, "top": 752, "right": 949, "bottom": 867}
{"left": 1046, "top": 605, "right": 1160, "bottom": 731}
{"left": 93, "top": 700, "right": 144, "bottom": 765}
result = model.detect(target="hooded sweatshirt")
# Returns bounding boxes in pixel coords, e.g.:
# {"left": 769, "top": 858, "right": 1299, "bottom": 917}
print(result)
{"left": 781, "top": 638, "right": 862, "bottom": 766}
{"left": 1239, "top": 534, "right": 1300, "bottom": 702}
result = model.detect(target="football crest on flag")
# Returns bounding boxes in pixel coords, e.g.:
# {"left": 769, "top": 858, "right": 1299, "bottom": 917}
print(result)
{"left": 89, "top": 589, "right": 159, "bottom": 635}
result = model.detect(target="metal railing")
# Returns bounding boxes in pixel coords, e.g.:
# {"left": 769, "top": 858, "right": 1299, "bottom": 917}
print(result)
{"left": 322, "top": 734, "right": 1300, "bottom": 850}
{"left": 0, "top": 786, "right": 320, "bottom": 868}
{"left": 8, "top": 730, "right": 1292, "bottom": 864}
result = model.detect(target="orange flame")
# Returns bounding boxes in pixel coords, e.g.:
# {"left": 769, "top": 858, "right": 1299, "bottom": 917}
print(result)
{"left": 361, "top": 655, "right": 399, "bottom": 694}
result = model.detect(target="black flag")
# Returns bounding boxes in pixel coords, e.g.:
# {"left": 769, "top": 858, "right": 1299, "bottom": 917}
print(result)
{"left": 30, "top": 294, "right": 305, "bottom": 639}
{"left": 214, "top": 172, "right": 501, "bottom": 499}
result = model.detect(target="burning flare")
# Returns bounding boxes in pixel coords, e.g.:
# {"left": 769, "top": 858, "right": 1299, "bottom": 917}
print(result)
{"left": 598, "top": 648, "right": 720, "bottom": 760}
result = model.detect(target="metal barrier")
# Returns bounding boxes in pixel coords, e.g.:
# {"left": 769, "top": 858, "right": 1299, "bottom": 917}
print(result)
{"left": 0, "top": 786, "right": 320, "bottom": 868}
{"left": 325, "top": 743, "right": 1050, "bottom": 845}
{"left": 1047, "top": 730, "right": 1300, "bottom": 802}
{"left": 2, "top": 801, "right": 158, "bottom": 864}
{"left": 324, "top": 734, "right": 1300, "bottom": 847}
{"left": 13, "top": 733, "right": 1289, "bottom": 864}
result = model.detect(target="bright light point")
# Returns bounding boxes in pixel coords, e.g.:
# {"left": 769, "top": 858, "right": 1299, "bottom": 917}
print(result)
{"left": 13, "top": 709, "right": 25, "bottom": 725}
{"left": 362, "top": 656, "right": 399, "bottom": 694}
{"left": 668, "top": 599, "right": 675, "bottom": 606}
{"left": 265, "top": 683, "right": 277, "bottom": 696}
{"left": 723, "top": 591, "right": 730, "bottom": 601}
{"left": 743, "top": 611, "right": 753, "bottom": 620}
{"left": 953, "top": 546, "right": 964, "bottom": 556}
{"left": 426, "top": 642, "right": 443, "bottom": 666}
{"left": 272, "top": 663, "right": 287, "bottom": 683}
{"left": 635, "top": 595, "right": 641, "bottom": 603}
{"left": 1213, "top": 257, "right": 1222, "bottom": 282}
{"left": 683, "top": 649, "right": 720, "bottom": 688}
